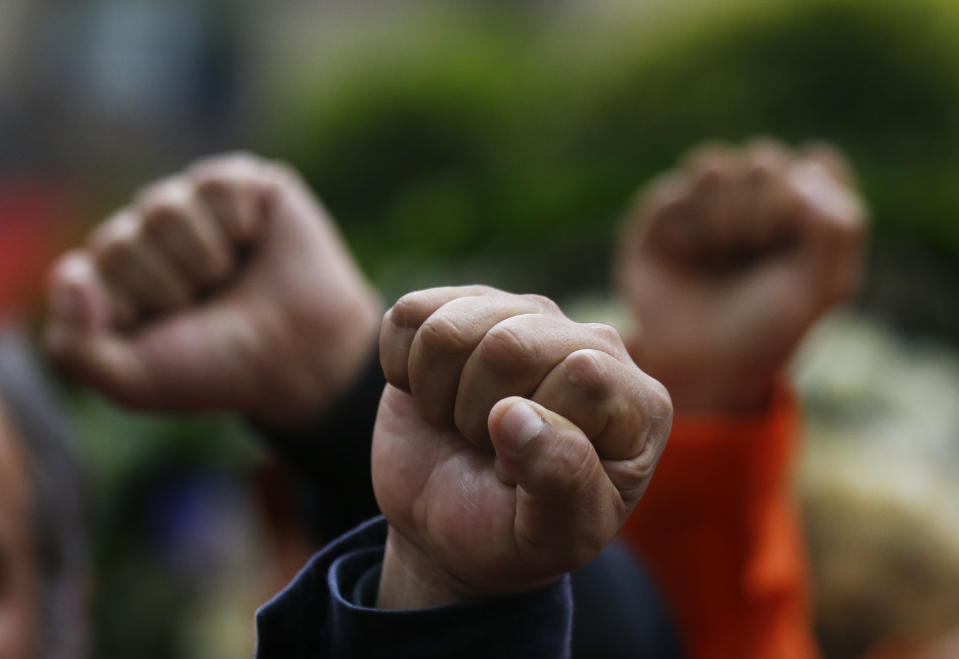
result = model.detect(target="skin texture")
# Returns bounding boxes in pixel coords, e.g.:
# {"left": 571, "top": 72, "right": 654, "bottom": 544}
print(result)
{"left": 45, "top": 153, "right": 382, "bottom": 426}
{"left": 373, "top": 286, "right": 673, "bottom": 608}
{"left": 615, "top": 138, "right": 867, "bottom": 413}
{"left": 0, "top": 401, "right": 38, "bottom": 659}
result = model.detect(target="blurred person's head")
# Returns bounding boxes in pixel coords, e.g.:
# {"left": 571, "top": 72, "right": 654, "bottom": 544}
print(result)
{"left": 0, "top": 327, "right": 87, "bottom": 659}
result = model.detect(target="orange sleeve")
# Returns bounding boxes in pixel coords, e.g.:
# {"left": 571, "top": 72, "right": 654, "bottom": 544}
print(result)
{"left": 619, "top": 379, "right": 819, "bottom": 659}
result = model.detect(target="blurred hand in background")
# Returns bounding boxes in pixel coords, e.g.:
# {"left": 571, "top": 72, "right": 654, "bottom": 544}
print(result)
{"left": 44, "top": 153, "right": 381, "bottom": 426}
{"left": 616, "top": 138, "right": 867, "bottom": 414}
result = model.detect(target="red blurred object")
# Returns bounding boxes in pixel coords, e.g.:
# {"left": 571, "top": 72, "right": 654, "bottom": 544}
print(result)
{"left": 621, "top": 379, "right": 818, "bottom": 659}
{"left": 0, "top": 178, "right": 73, "bottom": 315}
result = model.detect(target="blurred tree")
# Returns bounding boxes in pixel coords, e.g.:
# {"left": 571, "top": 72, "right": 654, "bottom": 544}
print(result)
{"left": 259, "top": 0, "right": 959, "bottom": 308}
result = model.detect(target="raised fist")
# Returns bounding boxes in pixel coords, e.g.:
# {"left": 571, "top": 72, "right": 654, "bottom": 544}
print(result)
{"left": 371, "top": 286, "right": 672, "bottom": 608}
{"left": 45, "top": 153, "right": 381, "bottom": 425}
{"left": 616, "top": 139, "right": 867, "bottom": 413}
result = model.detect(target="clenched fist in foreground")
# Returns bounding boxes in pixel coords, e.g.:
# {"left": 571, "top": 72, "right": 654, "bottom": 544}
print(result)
{"left": 372, "top": 286, "right": 673, "bottom": 608}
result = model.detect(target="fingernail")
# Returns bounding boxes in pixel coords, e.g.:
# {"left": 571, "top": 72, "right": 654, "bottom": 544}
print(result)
{"left": 500, "top": 400, "right": 544, "bottom": 451}
{"left": 52, "top": 287, "right": 87, "bottom": 327}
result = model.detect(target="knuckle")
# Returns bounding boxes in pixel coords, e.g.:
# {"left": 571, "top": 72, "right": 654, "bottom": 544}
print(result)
{"left": 220, "top": 150, "right": 260, "bottom": 165}
{"left": 389, "top": 291, "right": 434, "bottom": 328}
{"left": 479, "top": 321, "right": 539, "bottom": 373}
{"left": 690, "top": 166, "right": 723, "bottom": 197}
{"left": 141, "top": 204, "right": 183, "bottom": 237}
{"left": 773, "top": 181, "right": 805, "bottom": 218}
{"left": 390, "top": 286, "right": 493, "bottom": 329}
{"left": 644, "top": 376, "right": 674, "bottom": 426}
{"left": 684, "top": 141, "right": 728, "bottom": 167}
{"left": 267, "top": 159, "right": 302, "bottom": 185}
{"left": 191, "top": 164, "right": 227, "bottom": 187}
{"left": 415, "top": 313, "right": 474, "bottom": 357}
{"left": 136, "top": 177, "right": 189, "bottom": 211}
{"left": 92, "top": 221, "right": 139, "bottom": 268}
{"left": 96, "top": 242, "right": 135, "bottom": 278}
{"left": 521, "top": 293, "right": 560, "bottom": 315}
{"left": 562, "top": 349, "right": 611, "bottom": 398}
{"left": 614, "top": 456, "right": 658, "bottom": 498}
{"left": 453, "top": 284, "right": 498, "bottom": 298}
{"left": 584, "top": 322, "right": 625, "bottom": 350}
{"left": 695, "top": 167, "right": 733, "bottom": 192}
{"left": 192, "top": 177, "right": 227, "bottom": 208}
{"left": 189, "top": 152, "right": 262, "bottom": 191}
{"left": 745, "top": 158, "right": 778, "bottom": 184}
{"left": 746, "top": 136, "right": 789, "bottom": 160}
{"left": 656, "top": 172, "right": 690, "bottom": 205}
{"left": 629, "top": 408, "right": 671, "bottom": 475}
{"left": 192, "top": 151, "right": 260, "bottom": 174}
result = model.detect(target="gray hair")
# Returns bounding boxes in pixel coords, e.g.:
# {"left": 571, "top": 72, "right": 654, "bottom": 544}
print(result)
{"left": 0, "top": 327, "right": 88, "bottom": 659}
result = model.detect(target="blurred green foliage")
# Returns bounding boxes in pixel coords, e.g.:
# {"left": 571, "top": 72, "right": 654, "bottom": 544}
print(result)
{"left": 261, "top": 0, "right": 959, "bottom": 299}
{"left": 56, "top": 381, "right": 259, "bottom": 658}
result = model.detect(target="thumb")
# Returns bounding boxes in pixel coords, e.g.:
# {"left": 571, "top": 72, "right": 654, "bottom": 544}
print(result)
{"left": 45, "top": 252, "right": 150, "bottom": 406}
{"left": 489, "top": 397, "right": 623, "bottom": 571}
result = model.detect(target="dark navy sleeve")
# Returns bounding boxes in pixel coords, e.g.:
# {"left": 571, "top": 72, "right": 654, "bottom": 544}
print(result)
{"left": 255, "top": 516, "right": 573, "bottom": 659}
{"left": 570, "top": 540, "right": 682, "bottom": 658}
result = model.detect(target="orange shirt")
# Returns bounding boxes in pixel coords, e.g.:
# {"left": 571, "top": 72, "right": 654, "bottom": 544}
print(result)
{"left": 619, "top": 380, "right": 819, "bottom": 659}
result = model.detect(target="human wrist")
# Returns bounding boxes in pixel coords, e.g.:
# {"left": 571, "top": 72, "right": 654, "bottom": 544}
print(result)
{"left": 250, "top": 293, "right": 383, "bottom": 429}
{"left": 630, "top": 342, "right": 775, "bottom": 416}
{"left": 377, "top": 525, "right": 473, "bottom": 610}
{"left": 666, "top": 373, "right": 775, "bottom": 416}
{"left": 305, "top": 291, "right": 383, "bottom": 417}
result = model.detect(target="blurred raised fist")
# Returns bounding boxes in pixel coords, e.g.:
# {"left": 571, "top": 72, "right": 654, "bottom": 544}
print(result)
{"left": 616, "top": 139, "right": 867, "bottom": 413}
{"left": 372, "top": 286, "right": 672, "bottom": 608}
{"left": 45, "top": 153, "right": 381, "bottom": 424}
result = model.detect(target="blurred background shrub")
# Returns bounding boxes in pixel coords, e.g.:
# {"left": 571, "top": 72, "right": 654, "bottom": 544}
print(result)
{"left": 256, "top": 0, "right": 959, "bottom": 325}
